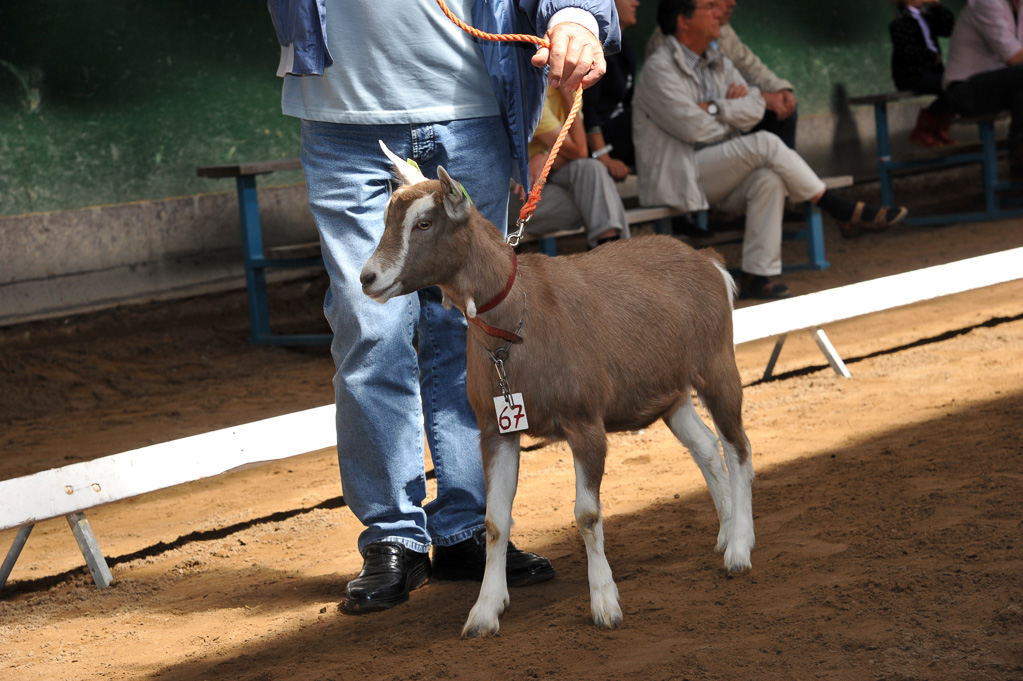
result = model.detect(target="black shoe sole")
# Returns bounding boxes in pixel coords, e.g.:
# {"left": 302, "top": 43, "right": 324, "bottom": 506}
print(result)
{"left": 507, "top": 563, "right": 556, "bottom": 588}
{"left": 432, "top": 562, "right": 556, "bottom": 587}
{"left": 340, "top": 563, "right": 431, "bottom": 615}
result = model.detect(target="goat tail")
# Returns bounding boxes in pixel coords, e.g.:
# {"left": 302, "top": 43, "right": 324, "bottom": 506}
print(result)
{"left": 696, "top": 247, "right": 736, "bottom": 307}
{"left": 711, "top": 260, "right": 738, "bottom": 308}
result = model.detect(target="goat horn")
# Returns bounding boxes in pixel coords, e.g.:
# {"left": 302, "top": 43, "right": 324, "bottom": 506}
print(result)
{"left": 379, "top": 140, "right": 426, "bottom": 186}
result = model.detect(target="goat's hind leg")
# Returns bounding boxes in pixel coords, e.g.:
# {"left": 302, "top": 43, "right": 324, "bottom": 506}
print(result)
{"left": 699, "top": 369, "right": 755, "bottom": 575}
{"left": 665, "top": 394, "right": 733, "bottom": 554}
{"left": 462, "top": 433, "right": 520, "bottom": 638}
{"left": 568, "top": 426, "right": 622, "bottom": 629}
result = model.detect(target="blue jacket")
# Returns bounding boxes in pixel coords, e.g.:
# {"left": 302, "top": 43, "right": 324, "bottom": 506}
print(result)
{"left": 267, "top": 0, "right": 621, "bottom": 187}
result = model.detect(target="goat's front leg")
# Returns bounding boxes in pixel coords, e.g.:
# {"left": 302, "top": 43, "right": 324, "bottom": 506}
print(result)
{"left": 462, "top": 432, "right": 521, "bottom": 638}
{"left": 568, "top": 427, "right": 622, "bottom": 629}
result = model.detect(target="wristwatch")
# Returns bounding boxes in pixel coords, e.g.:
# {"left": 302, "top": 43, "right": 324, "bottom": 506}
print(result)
{"left": 706, "top": 101, "right": 720, "bottom": 116}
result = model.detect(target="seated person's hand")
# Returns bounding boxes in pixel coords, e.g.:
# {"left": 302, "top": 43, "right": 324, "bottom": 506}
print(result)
{"left": 599, "top": 154, "right": 630, "bottom": 182}
{"left": 511, "top": 181, "right": 527, "bottom": 203}
{"left": 763, "top": 90, "right": 797, "bottom": 119}
{"left": 726, "top": 82, "right": 748, "bottom": 100}
{"left": 780, "top": 90, "right": 797, "bottom": 117}
{"left": 529, "top": 152, "right": 550, "bottom": 186}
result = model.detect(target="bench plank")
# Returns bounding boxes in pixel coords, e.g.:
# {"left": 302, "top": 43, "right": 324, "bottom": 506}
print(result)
{"left": 848, "top": 90, "right": 917, "bottom": 106}
{"left": 197, "top": 158, "right": 302, "bottom": 178}
{"left": 849, "top": 92, "right": 1022, "bottom": 224}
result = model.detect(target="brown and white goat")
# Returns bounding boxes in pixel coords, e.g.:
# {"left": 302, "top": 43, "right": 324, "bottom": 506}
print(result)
{"left": 361, "top": 142, "right": 754, "bottom": 638}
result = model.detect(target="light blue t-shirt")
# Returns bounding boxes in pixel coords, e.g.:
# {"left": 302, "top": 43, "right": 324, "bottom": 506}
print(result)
{"left": 281, "top": 0, "right": 501, "bottom": 124}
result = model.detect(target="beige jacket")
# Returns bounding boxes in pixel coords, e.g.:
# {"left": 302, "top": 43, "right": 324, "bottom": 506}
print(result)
{"left": 633, "top": 35, "right": 765, "bottom": 212}
{"left": 646, "top": 25, "right": 794, "bottom": 93}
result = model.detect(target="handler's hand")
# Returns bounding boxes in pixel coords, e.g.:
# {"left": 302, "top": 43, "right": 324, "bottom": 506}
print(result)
{"left": 532, "top": 21, "right": 606, "bottom": 92}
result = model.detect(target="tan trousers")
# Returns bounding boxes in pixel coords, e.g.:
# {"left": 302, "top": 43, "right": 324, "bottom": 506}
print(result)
{"left": 524, "top": 158, "right": 630, "bottom": 249}
{"left": 697, "top": 131, "right": 825, "bottom": 277}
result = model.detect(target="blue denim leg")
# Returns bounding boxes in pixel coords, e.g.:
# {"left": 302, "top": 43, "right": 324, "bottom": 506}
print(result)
{"left": 300, "top": 117, "right": 511, "bottom": 555}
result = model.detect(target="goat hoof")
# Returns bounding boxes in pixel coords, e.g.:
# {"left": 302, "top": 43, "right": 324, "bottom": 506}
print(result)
{"left": 593, "top": 612, "right": 623, "bottom": 630}
{"left": 724, "top": 564, "right": 752, "bottom": 578}
{"left": 724, "top": 543, "right": 753, "bottom": 575}
{"left": 591, "top": 599, "right": 623, "bottom": 630}
{"left": 462, "top": 605, "right": 502, "bottom": 639}
{"left": 461, "top": 622, "right": 500, "bottom": 639}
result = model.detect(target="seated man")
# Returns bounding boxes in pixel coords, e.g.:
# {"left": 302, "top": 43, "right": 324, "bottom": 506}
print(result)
{"left": 635, "top": 0, "right": 907, "bottom": 299}
{"left": 647, "top": 0, "right": 799, "bottom": 149}
{"left": 943, "top": 0, "right": 1023, "bottom": 176}
{"left": 523, "top": 85, "right": 631, "bottom": 249}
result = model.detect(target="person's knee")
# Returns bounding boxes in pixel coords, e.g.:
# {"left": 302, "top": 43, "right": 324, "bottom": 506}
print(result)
{"left": 571, "top": 157, "right": 610, "bottom": 179}
{"left": 753, "top": 129, "right": 784, "bottom": 153}
{"left": 746, "top": 168, "right": 786, "bottom": 206}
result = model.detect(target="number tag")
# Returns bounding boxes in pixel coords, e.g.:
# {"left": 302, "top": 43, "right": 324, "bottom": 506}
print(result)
{"left": 494, "top": 393, "right": 529, "bottom": 433}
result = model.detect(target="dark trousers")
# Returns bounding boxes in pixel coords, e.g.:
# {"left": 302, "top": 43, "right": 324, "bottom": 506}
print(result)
{"left": 602, "top": 109, "right": 635, "bottom": 169}
{"left": 946, "top": 63, "right": 1023, "bottom": 144}
{"left": 910, "top": 67, "right": 953, "bottom": 117}
{"left": 750, "top": 107, "right": 798, "bottom": 150}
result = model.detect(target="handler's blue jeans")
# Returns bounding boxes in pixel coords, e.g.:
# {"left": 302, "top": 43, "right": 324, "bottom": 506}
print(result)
{"left": 300, "top": 116, "right": 512, "bottom": 555}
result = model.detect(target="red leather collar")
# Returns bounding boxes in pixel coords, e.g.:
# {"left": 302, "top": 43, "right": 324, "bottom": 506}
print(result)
{"left": 476, "top": 252, "right": 517, "bottom": 314}
{"left": 470, "top": 317, "right": 522, "bottom": 344}
{"left": 469, "top": 252, "right": 522, "bottom": 343}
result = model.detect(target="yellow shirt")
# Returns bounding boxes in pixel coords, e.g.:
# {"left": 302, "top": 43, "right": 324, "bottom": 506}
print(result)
{"left": 528, "top": 86, "right": 583, "bottom": 159}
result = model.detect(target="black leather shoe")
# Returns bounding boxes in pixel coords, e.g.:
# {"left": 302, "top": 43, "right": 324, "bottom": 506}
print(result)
{"left": 341, "top": 542, "right": 431, "bottom": 615}
{"left": 432, "top": 528, "right": 555, "bottom": 587}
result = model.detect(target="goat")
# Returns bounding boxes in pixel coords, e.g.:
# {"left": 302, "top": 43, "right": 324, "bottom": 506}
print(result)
{"left": 361, "top": 142, "right": 754, "bottom": 638}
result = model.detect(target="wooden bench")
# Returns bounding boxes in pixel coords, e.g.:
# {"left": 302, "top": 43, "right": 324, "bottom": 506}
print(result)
{"left": 848, "top": 91, "right": 1023, "bottom": 226}
{"left": 197, "top": 159, "right": 332, "bottom": 347}
{"left": 5, "top": 244, "right": 1021, "bottom": 591}
{"left": 522, "top": 173, "right": 850, "bottom": 272}
{"left": 198, "top": 163, "right": 843, "bottom": 348}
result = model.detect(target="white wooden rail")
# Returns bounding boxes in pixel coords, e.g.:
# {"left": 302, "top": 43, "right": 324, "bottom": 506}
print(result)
{"left": 3, "top": 247, "right": 1022, "bottom": 590}
{"left": 733, "top": 246, "right": 1023, "bottom": 379}
{"left": 1, "top": 406, "right": 337, "bottom": 589}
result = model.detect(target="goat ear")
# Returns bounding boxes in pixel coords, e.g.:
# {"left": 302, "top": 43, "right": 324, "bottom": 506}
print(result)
{"left": 437, "top": 165, "right": 471, "bottom": 221}
{"left": 379, "top": 140, "right": 426, "bottom": 186}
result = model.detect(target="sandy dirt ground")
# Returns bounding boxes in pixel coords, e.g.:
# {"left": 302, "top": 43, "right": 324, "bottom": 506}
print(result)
{"left": 1, "top": 176, "right": 1023, "bottom": 681}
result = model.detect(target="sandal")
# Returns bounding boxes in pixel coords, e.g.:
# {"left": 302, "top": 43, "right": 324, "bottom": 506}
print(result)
{"left": 839, "top": 203, "right": 909, "bottom": 239}
{"left": 739, "top": 273, "right": 791, "bottom": 300}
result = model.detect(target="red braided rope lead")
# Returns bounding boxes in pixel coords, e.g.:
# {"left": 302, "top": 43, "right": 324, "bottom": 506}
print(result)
{"left": 434, "top": 0, "right": 583, "bottom": 226}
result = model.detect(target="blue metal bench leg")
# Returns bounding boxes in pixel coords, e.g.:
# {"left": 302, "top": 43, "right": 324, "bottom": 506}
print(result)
{"left": 802, "top": 201, "right": 830, "bottom": 270}
{"left": 978, "top": 120, "right": 1000, "bottom": 212}
{"left": 874, "top": 103, "right": 896, "bottom": 207}
{"left": 235, "top": 175, "right": 273, "bottom": 344}
{"left": 538, "top": 237, "right": 557, "bottom": 256}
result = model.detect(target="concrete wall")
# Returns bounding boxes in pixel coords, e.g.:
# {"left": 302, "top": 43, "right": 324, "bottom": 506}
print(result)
{"left": 0, "top": 183, "right": 316, "bottom": 326}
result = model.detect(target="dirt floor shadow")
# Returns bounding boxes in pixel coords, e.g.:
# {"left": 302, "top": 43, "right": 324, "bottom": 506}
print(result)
{"left": 137, "top": 390, "right": 1023, "bottom": 681}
